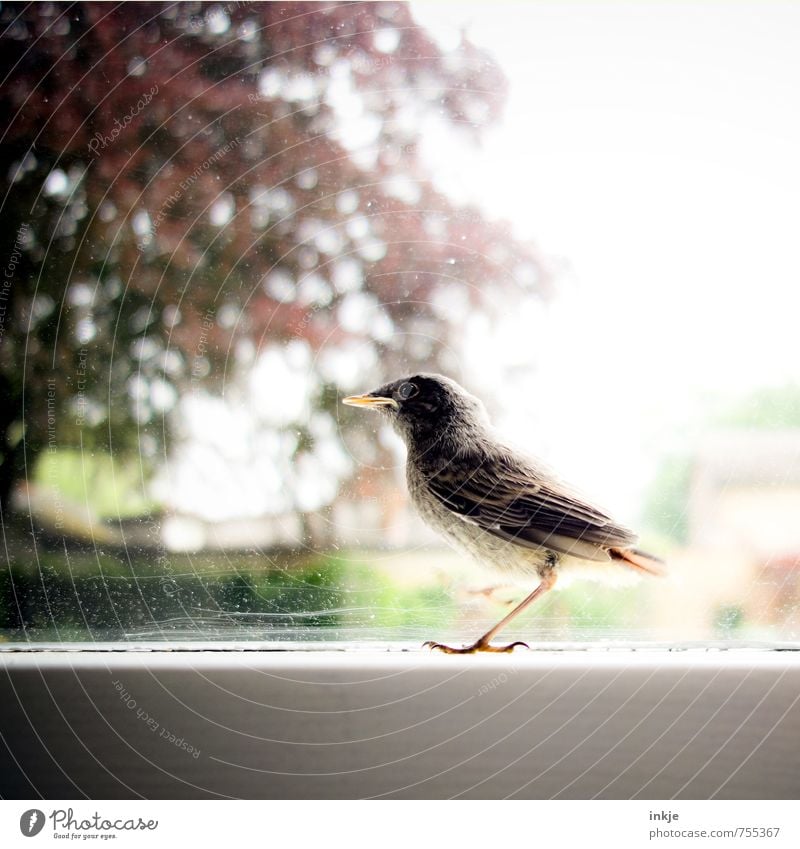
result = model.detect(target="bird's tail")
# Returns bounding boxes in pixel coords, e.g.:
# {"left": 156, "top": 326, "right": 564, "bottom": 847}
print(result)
{"left": 609, "top": 547, "right": 666, "bottom": 577}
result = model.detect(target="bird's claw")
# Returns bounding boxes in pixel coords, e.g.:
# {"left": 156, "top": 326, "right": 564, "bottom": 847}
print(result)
{"left": 423, "top": 639, "right": 529, "bottom": 654}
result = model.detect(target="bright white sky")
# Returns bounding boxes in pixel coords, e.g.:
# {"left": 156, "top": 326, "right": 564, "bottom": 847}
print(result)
{"left": 410, "top": 0, "right": 800, "bottom": 517}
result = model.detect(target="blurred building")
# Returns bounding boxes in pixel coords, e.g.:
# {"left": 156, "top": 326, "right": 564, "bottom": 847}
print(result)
{"left": 653, "top": 429, "right": 800, "bottom": 640}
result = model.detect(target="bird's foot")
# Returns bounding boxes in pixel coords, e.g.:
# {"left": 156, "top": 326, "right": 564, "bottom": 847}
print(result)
{"left": 422, "top": 639, "right": 529, "bottom": 654}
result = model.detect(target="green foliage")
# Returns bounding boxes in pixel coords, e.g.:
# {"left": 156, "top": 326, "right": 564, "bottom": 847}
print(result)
{"left": 519, "top": 582, "right": 645, "bottom": 640}
{"left": 641, "top": 454, "right": 692, "bottom": 544}
{"left": 34, "top": 450, "right": 157, "bottom": 519}
{"left": 716, "top": 384, "right": 800, "bottom": 429}
{"left": 713, "top": 603, "right": 745, "bottom": 636}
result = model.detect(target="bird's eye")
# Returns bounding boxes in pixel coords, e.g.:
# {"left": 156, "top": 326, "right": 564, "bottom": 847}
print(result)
{"left": 396, "top": 382, "right": 418, "bottom": 401}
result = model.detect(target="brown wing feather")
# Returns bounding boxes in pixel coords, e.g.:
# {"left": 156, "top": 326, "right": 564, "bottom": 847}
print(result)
{"left": 425, "top": 448, "right": 637, "bottom": 560}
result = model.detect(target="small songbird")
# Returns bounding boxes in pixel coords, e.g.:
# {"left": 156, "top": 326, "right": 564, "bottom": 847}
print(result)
{"left": 343, "top": 373, "right": 664, "bottom": 653}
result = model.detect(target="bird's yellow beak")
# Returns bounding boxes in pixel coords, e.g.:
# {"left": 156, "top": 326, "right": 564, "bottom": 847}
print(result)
{"left": 342, "top": 394, "right": 398, "bottom": 410}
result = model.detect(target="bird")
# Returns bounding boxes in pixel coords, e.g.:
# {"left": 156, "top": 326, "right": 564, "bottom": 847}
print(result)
{"left": 343, "top": 373, "right": 664, "bottom": 654}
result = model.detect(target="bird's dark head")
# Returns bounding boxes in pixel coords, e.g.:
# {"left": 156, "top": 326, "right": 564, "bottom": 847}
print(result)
{"left": 343, "top": 373, "right": 488, "bottom": 447}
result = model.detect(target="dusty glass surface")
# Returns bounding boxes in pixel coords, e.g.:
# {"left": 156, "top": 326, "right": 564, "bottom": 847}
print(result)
{"left": 1, "top": 2, "right": 799, "bottom": 647}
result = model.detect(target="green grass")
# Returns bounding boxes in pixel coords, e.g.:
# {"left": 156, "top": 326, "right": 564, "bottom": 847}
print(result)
{"left": 0, "top": 546, "right": 682, "bottom": 643}
{"left": 34, "top": 450, "right": 157, "bottom": 519}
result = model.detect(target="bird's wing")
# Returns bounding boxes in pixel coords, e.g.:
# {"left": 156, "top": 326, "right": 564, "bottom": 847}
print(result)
{"left": 425, "top": 450, "right": 637, "bottom": 561}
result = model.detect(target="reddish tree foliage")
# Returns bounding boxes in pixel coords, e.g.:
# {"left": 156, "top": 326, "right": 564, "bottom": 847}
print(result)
{"left": 0, "top": 1, "right": 545, "bottom": 513}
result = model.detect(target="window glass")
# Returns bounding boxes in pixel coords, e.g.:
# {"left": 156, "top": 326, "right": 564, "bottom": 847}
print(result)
{"left": 1, "top": 2, "right": 798, "bottom": 646}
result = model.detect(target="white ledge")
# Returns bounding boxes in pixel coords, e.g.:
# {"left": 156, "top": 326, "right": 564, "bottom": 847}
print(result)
{"left": 1, "top": 648, "right": 798, "bottom": 799}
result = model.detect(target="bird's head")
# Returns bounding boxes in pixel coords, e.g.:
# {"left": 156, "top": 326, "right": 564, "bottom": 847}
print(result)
{"left": 343, "top": 373, "right": 489, "bottom": 448}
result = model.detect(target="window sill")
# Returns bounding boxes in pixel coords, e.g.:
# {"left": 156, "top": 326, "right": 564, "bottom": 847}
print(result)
{"left": 1, "top": 647, "right": 798, "bottom": 799}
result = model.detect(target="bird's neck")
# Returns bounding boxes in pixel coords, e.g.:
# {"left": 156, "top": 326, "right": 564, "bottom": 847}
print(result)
{"left": 405, "top": 414, "right": 487, "bottom": 467}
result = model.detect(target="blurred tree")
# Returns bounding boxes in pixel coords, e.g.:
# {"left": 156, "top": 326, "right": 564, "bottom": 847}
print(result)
{"left": 0, "top": 1, "right": 545, "bottom": 519}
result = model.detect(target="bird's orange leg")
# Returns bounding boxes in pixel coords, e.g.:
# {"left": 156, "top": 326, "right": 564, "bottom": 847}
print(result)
{"left": 424, "top": 571, "right": 557, "bottom": 654}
